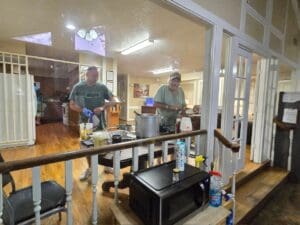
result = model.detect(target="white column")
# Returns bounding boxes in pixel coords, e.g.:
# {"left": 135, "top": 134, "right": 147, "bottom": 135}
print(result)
{"left": 201, "top": 25, "right": 223, "bottom": 171}
{"left": 185, "top": 137, "right": 191, "bottom": 163}
{"left": 195, "top": 135, "right": 201, "bottom": 156}
{"left": 287, "top": 130, "right": 294, "bottom": 171}
{"left": 162, "top": 141, "right": 168, "bottom": 163}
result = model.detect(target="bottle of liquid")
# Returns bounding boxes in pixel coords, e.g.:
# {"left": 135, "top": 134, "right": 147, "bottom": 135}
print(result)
{"left": 209, "top": 171, "right": 222, "bottom": 207}
{"left": 175, "top": 141, "right": 186, "bottom": 171}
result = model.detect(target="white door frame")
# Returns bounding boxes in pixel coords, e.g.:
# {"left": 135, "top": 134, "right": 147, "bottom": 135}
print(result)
{"left": 251, "top": 58, "right": 279, "bottom": 163}
{"left": 220, "top": 37, "right": 253, "bottom": 183}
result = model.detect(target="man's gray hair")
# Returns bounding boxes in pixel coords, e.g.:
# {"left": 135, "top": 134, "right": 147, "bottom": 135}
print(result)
{"left": 87, "top": 66, "right": 98, "bottom": 72}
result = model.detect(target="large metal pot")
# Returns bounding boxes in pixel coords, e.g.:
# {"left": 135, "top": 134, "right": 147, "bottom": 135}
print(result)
{"left": 135, "top": 113, "right": 160, "bottom": 138}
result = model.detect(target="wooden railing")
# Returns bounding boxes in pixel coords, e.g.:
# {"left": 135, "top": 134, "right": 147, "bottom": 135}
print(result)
{"left": 213, "top": 128, "right": 240, "bottom": 225}
{"left": 0, "top": 129, "right": 207, "bottom": 225}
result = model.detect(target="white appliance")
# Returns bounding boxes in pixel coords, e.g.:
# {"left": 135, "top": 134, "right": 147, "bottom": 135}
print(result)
{"left": 0, "top": 73, "right": 36, "bottom": 148}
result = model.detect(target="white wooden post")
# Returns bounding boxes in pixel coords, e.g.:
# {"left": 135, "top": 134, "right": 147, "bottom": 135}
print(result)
{"left": 91, "top": 154, "right": 98, "bottom": 225}
{"left": 0, "top": 174, "right": 3, "bottom": 225}
{"left": 185, "top": 137, "right": 191, "bottom": 163}
{"left": 162, "top": 141, "right": 168, "bottom": 163}
{"left": 287, "top": 130, "right": 294, "bottom": 171}
{"left": 132, "top": 147, "right": 139, "bottom": 172}
{"left": 148, "top": 143, "right": 154, "bottom": 167}
{"left": 195, "top": 135, "right": 201, "bottom": 156}
{"left": 65, "top": 160, "right": 73, "bottom": 225}
{"left": 231, "top": 151, "right": 238, "bottom": 225}
{"left": 32, "top": 166, "right": 41, "bottom": 225}
{"left": 113, "top": 151, "right": 121, "bottom": 204}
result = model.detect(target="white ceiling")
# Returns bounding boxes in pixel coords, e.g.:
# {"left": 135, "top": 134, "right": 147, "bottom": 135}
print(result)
{"left": 0, "top": 0, "right": 207, "bottom": 77}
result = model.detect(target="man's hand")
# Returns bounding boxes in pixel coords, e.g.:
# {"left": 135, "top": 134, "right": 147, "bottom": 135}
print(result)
{"left": 94, "top": 106, "right": 105, "bottom": 115}
{"left": 82, "top": 107, "right": 93, "bottom": 117}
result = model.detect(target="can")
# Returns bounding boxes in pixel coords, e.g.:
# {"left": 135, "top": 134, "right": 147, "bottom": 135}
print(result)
{"left": 175, "top": 141, "right": 186, "bottom": 171}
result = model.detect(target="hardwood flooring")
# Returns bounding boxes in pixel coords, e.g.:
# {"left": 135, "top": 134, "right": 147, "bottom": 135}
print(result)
{"left": 0, "top": 123, "right": 274, "bottom": 225}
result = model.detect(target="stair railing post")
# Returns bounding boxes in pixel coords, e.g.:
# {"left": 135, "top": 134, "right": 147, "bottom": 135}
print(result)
{"left": 32, "top": 166, "right": 41, "bottom": 225}
{"left": 162, "top": 141, "right": 168, "bottom": 163}
{"left": 91, "top": 154, "right": 99, "bottom": 225}
{"left": 113, "top": 151, "right": 121, "bottom": 204}
{"left": 132, "top": 147, "right": 139, "bottom": 172}
{"left": 287, "top": 129, "right": 293, "bottom": 171}
{"left": 231, "top": 151, "right": 238, "bottom": 225}
{"left": 65, "top": 160, "right": 73, "bottom": 225}
{"left": 148, "top": 143, "right": 154, "bottom": 167}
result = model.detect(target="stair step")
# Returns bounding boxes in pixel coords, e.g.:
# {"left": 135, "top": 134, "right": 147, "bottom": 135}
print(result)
{"left": 234, "top": 167, "right": 289, "bottom": 224}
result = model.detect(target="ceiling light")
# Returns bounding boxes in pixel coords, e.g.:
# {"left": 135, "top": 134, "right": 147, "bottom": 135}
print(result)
{"left": 121, "top": 39, "right": 154, "bottom": 55}
{"left": 66, "top": 24, "right": 76, "bottom": 30}
{"left": 152, "top": 66, "right": 175, "bottom": 75}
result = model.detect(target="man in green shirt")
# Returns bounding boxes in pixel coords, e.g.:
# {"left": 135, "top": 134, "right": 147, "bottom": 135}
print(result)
{"left": 69, "top": 66, "right": 117, "bottom": 181}
{"left": 154, "top": 72, "right": 186, "bottom": 132}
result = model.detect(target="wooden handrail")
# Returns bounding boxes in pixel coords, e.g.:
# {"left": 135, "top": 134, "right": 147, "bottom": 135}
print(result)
{"left": 214, "top": 129, "right": 240, "bottom": 153}
{"left": 0, "top": 130, "right": 207, "bottom": 174}
{"left": 273, "top": 116, "right": 297, "bottom": 130}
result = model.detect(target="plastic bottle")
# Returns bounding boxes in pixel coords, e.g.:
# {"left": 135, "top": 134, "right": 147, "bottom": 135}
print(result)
{"left": 209, "top": 171, "right": 222, "bottom": 207}
{"left": 175, "top": 141, "right": 186, "bottom": 171}
{"left": 226, "top": 209, "right": 233, "bottom": 225}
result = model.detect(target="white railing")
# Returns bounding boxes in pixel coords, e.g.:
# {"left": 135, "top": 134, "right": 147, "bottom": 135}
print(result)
{"left": 0, "top": 130, "right": 206, "bottom": 225}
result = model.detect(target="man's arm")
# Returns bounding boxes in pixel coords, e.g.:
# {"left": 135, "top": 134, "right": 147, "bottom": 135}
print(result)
{"left": 154, "top": 102, "right": 181, "bottom": 111}
{"left": 69, "top": 100, "right": 83, "bottom": 113}
{"left": 93, "top": 96, "right": 119, "bottom": 114}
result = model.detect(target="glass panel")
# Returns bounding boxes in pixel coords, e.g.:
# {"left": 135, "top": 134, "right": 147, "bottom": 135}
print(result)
{"left": 272, "top": 0, "right": 288, "bottom": 32}
{"left": 245, "top": 14, "right": 264, "bottom": 43}
{"left": 284, "top": 4, "right": 298, "bottom": 63}
{"left": 19, "top": 56, "right": 26, "bottom": 64}
{"left": 270, "top": 32, "right": 282, "bottom": 54}
{"left": 4, "top": 54, "right": 11, "bottom": 63}
{"left": 12, "top": 55, "right": 18, "bottom": 63}
{"left": 247, "top": 0, "right": 267, "bottom": 17}
{"left": 235, "top": 79, "right": 246, "bottom": 99}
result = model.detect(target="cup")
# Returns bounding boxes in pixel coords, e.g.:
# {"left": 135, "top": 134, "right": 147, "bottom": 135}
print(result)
{"left": 80, "top": 123, "right": 87, "bottom": 140}
{"left": 93, "top": 131, "right": 108, "bottom": 147}
{"left": 85, "top": 123, "right": 93, "bottom": 136}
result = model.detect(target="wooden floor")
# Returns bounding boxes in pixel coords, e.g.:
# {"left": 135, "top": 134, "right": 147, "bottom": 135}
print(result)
{"left": 0, "top": 123, "right": 269, "bottom": 225}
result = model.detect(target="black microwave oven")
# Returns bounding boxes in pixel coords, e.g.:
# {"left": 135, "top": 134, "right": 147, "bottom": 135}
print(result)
{"left": 129, "top": 161, "right": 210, "bottom": 225}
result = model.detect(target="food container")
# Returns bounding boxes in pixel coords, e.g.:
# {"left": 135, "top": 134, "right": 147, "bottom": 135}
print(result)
{"left": 135, "top": 113, "right": 160, "bottom": 138}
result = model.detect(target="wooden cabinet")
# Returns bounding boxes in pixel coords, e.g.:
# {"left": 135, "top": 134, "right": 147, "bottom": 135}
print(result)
{"left": 107, "top": 104, "right": 120, "bottom": 128}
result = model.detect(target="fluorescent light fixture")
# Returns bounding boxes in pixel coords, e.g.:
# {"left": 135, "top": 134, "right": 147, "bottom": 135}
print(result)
{"left": 121, "top": 39, "right": 154, "bottom": 55}
{"left": 13, "top": 32, "right": 52, "bottom": 46}
{"left": 152, "top": 66, "right": 174, "bottom": 75}
{"left": 66, "top": 24, "right": 76, "bottom": 30}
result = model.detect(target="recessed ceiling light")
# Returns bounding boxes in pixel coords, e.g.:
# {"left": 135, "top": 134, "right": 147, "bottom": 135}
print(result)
{"left": 66, "top": 24, "right": 76, "bottom": 30}
{"left": 121, "top": 39, "right": 154, "bottom": 55}
{"left": 152, "top": 66, "right": 175, "bottom": 75}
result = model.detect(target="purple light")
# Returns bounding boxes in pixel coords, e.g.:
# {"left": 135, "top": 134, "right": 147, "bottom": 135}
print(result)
{"left": 13, "top": 32, "right": 52, "bottom": 46}
{"left": 75, "top": 33, "right": 105, "bottom": 56}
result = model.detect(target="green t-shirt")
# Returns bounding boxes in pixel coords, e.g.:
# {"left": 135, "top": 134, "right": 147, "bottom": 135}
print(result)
{"left": 154, "top": 85, "right": 186, "bottom": 131}
{"left": 69, "top": 81, "right": 113, "bottom": 130}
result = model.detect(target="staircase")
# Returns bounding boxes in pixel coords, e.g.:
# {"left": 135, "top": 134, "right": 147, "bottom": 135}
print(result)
{"left": 223, "top": 160, "right": 289, "bottom": 225}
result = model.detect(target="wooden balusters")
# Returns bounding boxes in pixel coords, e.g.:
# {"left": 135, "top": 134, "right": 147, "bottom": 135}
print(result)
{"left": 162, "top": 141, "right": 168, "bottom": 163}
{"left": 132, "top": 147, "right": 139, "bottom": 172}
{"left": 113, "top": 151, "right": 121, "bottom": 204}
{"left": 32, "top": 166, "right": 41, "bottom": 225}
{"left": 91, "top": 154, "right": 99, "bottom": 224}
{"left": 65, "top": 160, "right": 73, "bottom": 225}
{"left": 148, "top": 143, "right": 154, "bottom": 167}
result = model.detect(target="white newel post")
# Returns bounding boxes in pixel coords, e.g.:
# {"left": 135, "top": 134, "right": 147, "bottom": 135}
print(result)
{"left": 185, "top": 137, "right": 191, "bottom": 163}
{"left": 113, "top": 151, "right": 121, "bottom": 204}
{"left": 65, "top": 160, "right": 73, "bottom": 225}
{"left": 32, "top": 166, "right": 41, "bottom": 225}
{"left": 91, "top": 154, "right": 98, "bottom": 225}
{"left": 231, "top": 151, "right": 238, "bottom": 225}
